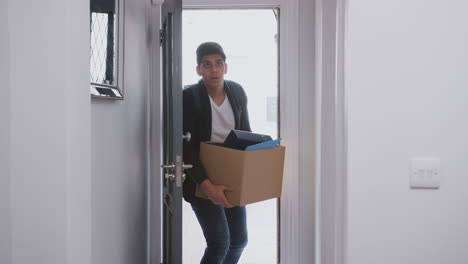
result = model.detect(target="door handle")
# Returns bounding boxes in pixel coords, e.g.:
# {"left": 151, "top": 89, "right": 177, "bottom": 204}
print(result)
{"left": 182, "top": 164, "right": 193, "bottom": 170}
{"left": 161, "top": 163, "right": 176, "bottom": 182}
{"left": 161, "top": 157, "right": 193, "bottom": 187}
{"left": 182, "top": 132, "right": 191, "bottom": 142}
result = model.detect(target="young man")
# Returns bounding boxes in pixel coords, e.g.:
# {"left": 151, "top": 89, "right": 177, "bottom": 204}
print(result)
{"left": 183, "top": 42, "right": 251, "bottom": 264}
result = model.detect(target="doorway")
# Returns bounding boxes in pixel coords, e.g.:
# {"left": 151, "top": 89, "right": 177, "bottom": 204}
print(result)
{"left": 181, "top": 9, "right": 279, "bottom": 264}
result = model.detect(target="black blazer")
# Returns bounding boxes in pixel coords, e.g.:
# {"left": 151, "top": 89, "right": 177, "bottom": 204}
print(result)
{"left": 183, "top": 79, "right": 251, "bottom": 202}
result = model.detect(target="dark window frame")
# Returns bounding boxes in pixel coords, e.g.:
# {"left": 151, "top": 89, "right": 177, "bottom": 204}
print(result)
{"left": 90, "top": 0, "right": 125, "bottom": 99}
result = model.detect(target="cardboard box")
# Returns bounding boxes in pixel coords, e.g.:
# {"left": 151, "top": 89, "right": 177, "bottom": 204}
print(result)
{"left": 195, "top": 142, "right": 285, "bottom": 206}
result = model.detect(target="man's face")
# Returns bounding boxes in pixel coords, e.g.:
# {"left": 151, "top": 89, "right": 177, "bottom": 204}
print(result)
{"left": 196, "top": 54, "right": 227, "bottom": 89}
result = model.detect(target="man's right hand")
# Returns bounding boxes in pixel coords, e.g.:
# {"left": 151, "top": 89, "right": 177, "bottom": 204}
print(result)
{"left": 199, "top": 179, "right": 234, "bottom": 208}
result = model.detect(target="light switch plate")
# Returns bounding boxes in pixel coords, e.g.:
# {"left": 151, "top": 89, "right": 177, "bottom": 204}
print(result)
{"left": 410, "top": 158, "right": 440, "bottom": 189}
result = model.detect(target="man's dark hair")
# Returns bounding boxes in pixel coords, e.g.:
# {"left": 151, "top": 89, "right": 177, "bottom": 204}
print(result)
{"left": 196, "top": 42, "right": 226, "bottom": 65}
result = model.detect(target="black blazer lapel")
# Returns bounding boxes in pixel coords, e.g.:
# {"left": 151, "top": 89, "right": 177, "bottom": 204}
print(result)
{"left": 197, "top": 80, "right": 212, "bottom": 142}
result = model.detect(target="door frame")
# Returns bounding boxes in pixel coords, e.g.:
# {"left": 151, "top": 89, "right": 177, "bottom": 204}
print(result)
{"left": 182, "top": 1, "right": 303, "bottom": 263}
{"left": 148, "top": 3, "right": 163, "bottom": 264}
{"left": 147, "top": 0, "right": 348, "bottom": 264}
{"left": 316, "top": 0, "right": 347, "bottom": 263}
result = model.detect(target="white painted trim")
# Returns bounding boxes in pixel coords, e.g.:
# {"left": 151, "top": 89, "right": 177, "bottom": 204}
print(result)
{"left": 0, "top": 1, "right": 12, "bottom": 263}
{"left": 148, "top": 4, "right": 163, "bottom": 264}
{"left": 335, "top": 0, "right": 347, "bottom": 263}
{"left": 278, "top": 0, "right": 300, "bottom": 263}
{"left": 314, "top": 0, "right": 324, "bottom": 262}
{"left": 151, "top": 0, "right": 165, "bottom": 5}
{"left": 183, "top": 0, "right": 280, "bottom": 9}
{"left": 315, "top": 0, "right": 347, "bottom": 263}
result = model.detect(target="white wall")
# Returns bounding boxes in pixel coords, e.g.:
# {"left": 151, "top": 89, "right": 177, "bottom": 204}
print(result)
{"left": 345, "top": 1, "right": 468, "bottom": 263}
{"left": 3, "top": 0, "right": 154, "bottom": 263}
{"left": 1, "top": 0, "right": 12, "bottom": 263}
{"left": 90, "top": 0, "right": 151, "bottom": 263}
{"left": 5, "top": 0, "right": 91, "bottom": 264}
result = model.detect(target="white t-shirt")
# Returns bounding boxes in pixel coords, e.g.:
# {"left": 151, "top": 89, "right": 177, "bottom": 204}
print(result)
{"left": 209, "top": 95, "right": 235, "bottom": 142}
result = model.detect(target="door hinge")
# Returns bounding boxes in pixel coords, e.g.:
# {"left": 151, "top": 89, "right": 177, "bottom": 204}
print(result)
{"left": 159, "top": 29, "right": 164, "bottom": 46}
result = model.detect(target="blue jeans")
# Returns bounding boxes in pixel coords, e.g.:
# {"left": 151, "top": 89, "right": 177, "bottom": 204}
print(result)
{"left": 191, "top": 198, "right": 248, "bottom": 264}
